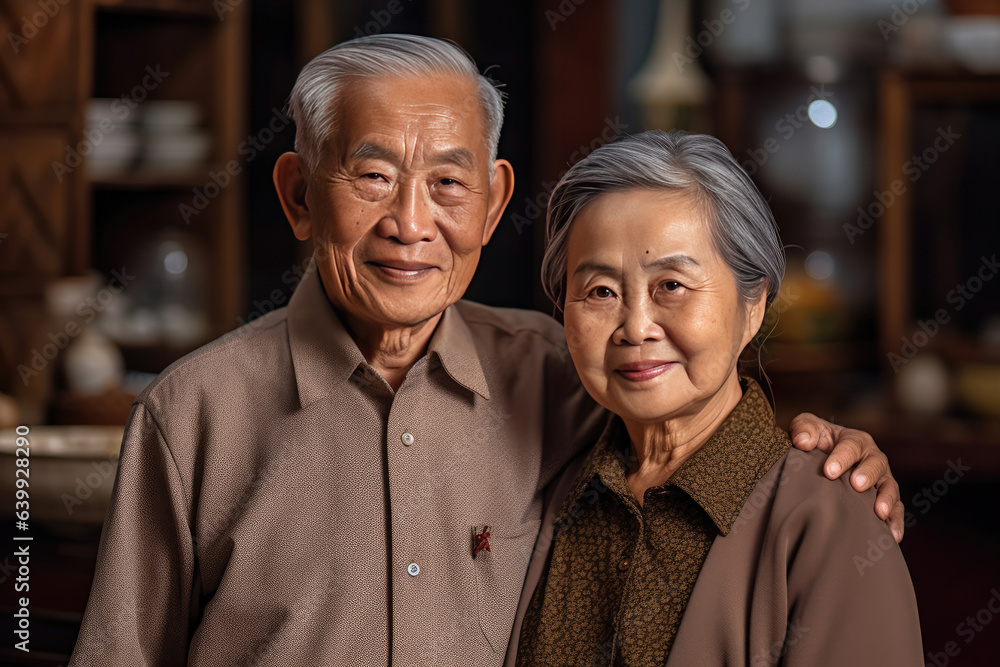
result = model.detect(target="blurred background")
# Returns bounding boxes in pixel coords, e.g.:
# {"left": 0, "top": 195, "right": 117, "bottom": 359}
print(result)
{"left": 1, "top": 0, "right": 999, "bottom": 664}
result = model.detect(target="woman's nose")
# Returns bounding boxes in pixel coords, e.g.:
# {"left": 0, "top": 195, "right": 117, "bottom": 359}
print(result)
{"left": 376, "top": 179, "right": 438, "bottom": 244}
{"left": 613, "top": 300, "right": 665, "bottom": 346}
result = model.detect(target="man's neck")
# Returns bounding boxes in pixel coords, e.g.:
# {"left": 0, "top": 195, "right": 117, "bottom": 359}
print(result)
{"left": 340, "top": 309, "right": 444, "bottom": 392}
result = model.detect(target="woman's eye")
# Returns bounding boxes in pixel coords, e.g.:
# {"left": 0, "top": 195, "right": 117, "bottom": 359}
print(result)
{"left": 662, "top": 281, "right": 682, "bottom": 291}
{"left": 590, "top": 286, "right": 615, "bottom": 299}
{"left": 363, "top": 173, "right": 383, "bottom": 180}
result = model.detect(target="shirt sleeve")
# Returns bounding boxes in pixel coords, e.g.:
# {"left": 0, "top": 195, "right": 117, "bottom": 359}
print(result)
{"left": 69, "top": 402, "right": 196, "bottom": 666}
{"left": 765, "top": 457, "right": 924, "bottom": 667}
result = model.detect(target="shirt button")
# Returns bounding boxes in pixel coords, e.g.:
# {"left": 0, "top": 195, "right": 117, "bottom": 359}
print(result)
{"left": 407, "top": 562, "right": 420, "bottom": 576}
{"left": 618, "top": 558, "right": 631, "bottom": 571}
{"left": 401, "top": 432, "right": 415, "bottom": 446}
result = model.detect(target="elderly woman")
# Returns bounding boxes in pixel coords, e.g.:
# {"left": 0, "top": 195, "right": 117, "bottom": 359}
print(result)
{"left": 511, "top": 130, "right": 922, "bottom": 665}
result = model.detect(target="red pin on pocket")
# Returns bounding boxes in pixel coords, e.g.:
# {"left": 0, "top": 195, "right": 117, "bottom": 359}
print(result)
{"left": 473, "top": 526, "right": 491, "bottom": 558}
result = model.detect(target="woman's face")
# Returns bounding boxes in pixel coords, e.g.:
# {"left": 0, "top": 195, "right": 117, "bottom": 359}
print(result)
{"left": 562, "top": 189, "right": 766, "bottom": 425}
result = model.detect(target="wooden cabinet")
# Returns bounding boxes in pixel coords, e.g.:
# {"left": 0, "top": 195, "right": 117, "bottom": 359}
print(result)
{"left": 877, "top": 67, "right": 1000, "bottom": 360}
{"left": 0, "top": 0, "right": 247, "bottom": 413}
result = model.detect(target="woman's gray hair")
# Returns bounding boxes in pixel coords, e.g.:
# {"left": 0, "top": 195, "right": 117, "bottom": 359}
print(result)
{"left": 287, "top": 34, "right": 504, "bottom": 173}
{"left": 541, "top": 129, "right": 785, "bottom": 314}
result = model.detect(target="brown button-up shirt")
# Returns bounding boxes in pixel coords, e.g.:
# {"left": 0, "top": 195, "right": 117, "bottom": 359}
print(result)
{"left": 518, "top": 380, "right": 791, "bottom": 665}
{"left": 70, "top": 262, "right": 604, "bottom": 666}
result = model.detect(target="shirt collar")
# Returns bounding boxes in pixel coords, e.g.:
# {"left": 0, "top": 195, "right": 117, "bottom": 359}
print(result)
{"left": 286, "top": 259, "right": 491, "bottom": 408}
{"left": 668, "top": 379, "right": 789, "bottom": 535}
{"left": 560, "top": 379, "right": 789, "bottom": 536}
{"left": 287, "top": 261, "right": 367, "bottom": 408}
{"left": 426, "top": 304, "right": 491, "bottom": 400}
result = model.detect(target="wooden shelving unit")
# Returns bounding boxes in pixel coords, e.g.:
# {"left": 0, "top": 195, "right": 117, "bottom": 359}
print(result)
{"left": 0, "top": 0, "right": 248, "bottom": 413}
{"left": 877, "top": 67, "right": 1000, "bottom": 360}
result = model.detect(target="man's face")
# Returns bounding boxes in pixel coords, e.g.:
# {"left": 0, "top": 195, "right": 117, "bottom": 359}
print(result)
{"left": 285, "top": 73, "right": 512, "bottom": 330}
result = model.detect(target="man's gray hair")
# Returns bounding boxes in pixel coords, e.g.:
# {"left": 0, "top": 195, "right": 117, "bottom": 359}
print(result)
{"left": 541, "top": 129, "right": 785, "bottom": 314}
{"left": 287, "top": 34, "right": 504, "bottom": 173}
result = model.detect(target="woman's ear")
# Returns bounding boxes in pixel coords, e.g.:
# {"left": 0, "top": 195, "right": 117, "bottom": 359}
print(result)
{"left": 274, "top": 152, "right": 312, "bottom": 241}
{"left": 742, "top": 285, "right": 770, "bottom": 349}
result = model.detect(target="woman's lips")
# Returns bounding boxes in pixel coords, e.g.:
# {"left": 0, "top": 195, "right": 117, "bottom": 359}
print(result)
{"left": 615, "top": 361, "right": 676, "bottom": 382}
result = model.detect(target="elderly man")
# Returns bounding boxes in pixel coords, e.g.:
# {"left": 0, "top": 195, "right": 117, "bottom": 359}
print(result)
{"left": 71, "top": 35, "right": 902, "bottom": 666}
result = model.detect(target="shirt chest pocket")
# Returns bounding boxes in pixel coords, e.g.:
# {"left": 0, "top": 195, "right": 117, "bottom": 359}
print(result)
{"left": 473, "top": 519, "right": 542, "bottom": 654}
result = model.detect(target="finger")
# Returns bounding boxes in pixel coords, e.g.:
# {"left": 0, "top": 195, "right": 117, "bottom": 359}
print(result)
{"left": 874, "top": 474, "right": 900, "bottom": 518}
{"left": 849, "top": 449, "right": 889, "bottom": 492}
{"left": 823, "top": 431, "right": 867, "bottom": 480}
{"left": 789, "top": 413, "right": 826, "bottom": 451}
{"left": 887, "top": 500, "right": 906, "bottom": 543}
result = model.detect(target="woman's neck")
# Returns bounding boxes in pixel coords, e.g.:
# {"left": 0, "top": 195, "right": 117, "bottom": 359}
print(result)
{"left": 622, "top": 373, "right": 745, "bottom": 505}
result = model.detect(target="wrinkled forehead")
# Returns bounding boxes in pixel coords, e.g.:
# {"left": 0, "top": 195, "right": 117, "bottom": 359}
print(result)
{"left": 326, "top": 73, "right": 488, "bottom": 160}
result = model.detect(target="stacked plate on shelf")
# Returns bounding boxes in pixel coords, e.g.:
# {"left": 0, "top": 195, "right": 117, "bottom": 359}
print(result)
{"left": 140, "top": 100, "right": 212, "bottom": 174}
{"left": 84, "top": 98, "right": 142, "bottom": 178}
{"left": 84, "top": 99, "right": 212, "bottom": 178}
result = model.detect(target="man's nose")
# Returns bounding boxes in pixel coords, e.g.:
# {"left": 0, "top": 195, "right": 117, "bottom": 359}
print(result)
{"left": 613, "top": 297, "right": 664, "bottom": 346}
{"left": 377, "top": 178, "right": 438, "bottom": 244}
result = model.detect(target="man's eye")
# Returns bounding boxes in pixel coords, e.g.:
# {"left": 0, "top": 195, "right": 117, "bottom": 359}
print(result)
{"left": 663, "top": 281, "right": 682, "bottom": 291}
{"left": 440, "top": 178, "right": 459, "bottom": 187}
{"left": 362, "top": 173, "right": 383, "bottom": 180}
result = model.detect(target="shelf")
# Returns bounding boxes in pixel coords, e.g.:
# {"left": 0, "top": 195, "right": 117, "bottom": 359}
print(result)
{"left": 840, "top": 408, "right": 1000, "bottom": 478}
{"left": 756, "top": 340, "right": 873, "bottom": 374}
{"left": 88, "top": 166, "right": 213, "bottom": 189}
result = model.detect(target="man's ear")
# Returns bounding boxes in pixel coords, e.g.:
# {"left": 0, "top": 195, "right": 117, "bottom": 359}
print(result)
{"left": 274, "top": 152, "right": 312, "bottom": 241}
{"left": 481, "top": 158, "right": 515, "bottom": 245}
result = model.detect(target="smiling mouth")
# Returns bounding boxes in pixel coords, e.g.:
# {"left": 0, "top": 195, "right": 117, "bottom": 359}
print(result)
{"left": 615, "top": 361, "right": 676, "bottom": 382}
{"left": 366, "top": 261, "right": 439, "bottom": 281}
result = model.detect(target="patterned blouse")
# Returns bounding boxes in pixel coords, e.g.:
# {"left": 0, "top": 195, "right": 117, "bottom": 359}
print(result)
{"left": 518, "top": 379, "right": 792, "bottom": 665}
